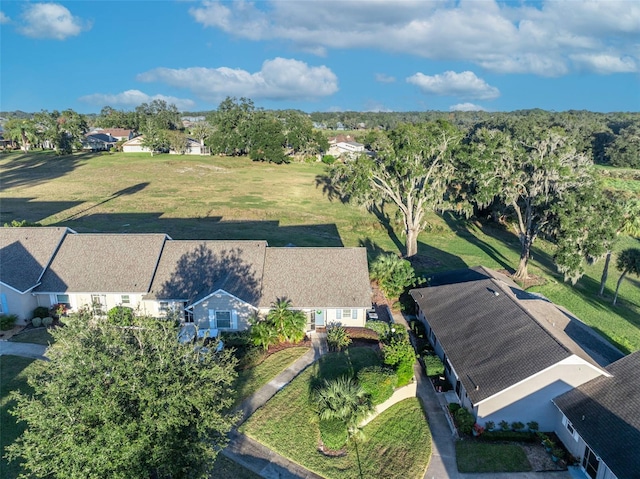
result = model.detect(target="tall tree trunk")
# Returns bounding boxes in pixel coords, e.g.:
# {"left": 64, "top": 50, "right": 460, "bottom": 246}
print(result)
{"left": 598, "top": 251, "right": 612, "bottom": 297}
{"left": 513, "top": 235, "right": 533, "bottom": 281}
{"left": 405, "top": 227, "right": 419, "bottom": 258}
{"left": 612, "top": 270, "right": 628, "bottom": 306}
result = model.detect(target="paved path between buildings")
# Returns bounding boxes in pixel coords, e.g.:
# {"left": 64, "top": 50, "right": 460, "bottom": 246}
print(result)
{"left": 222, "top": 333, "right": 328, "bottom": 479}
{"left": 0, "top": 340, "right": 48, "bottom": 360}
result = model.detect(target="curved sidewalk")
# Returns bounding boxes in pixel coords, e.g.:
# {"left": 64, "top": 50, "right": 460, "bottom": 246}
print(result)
{"left": 222, "top": 333, "right": 328, "bottom": 479}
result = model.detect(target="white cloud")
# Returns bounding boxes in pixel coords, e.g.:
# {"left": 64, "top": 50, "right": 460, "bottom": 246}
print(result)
{"left": 0, "top": 11, "right": 10, "bottom": 24}
{"left": 137, "top": 58, "right": 338, "bottom": 101}
{"left": 375, "top": 73, "right": 396, "bottom": 84}
{"left": 407, "top": 71, "right": 500, "bottom": 100}
{"left": 449, "top": 103, "right": 486, "bottom": 112}
{"left": 19, "top": 3, "right": 91, "bottom": 40}
{"left": 79, "top": 90, "right": 195, "bottom": 110}
{"left": 188, "top": 0, "right": 639, "bottom": 76}
{"left": 570, "top": 54, "right": 637, "bottom": 74}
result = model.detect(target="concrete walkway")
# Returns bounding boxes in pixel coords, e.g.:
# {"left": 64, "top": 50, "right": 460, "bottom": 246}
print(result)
{"left": 222, "top": 333, "right": 328, "bottom": 478}
{"left": 0, "top": 340, "right": 48, "bottom": 360}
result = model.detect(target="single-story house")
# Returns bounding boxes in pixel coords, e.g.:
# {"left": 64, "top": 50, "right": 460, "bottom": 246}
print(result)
{"left": 0, "top": 227, "right": 73, "bottom": 322}
{"left": 552, "top": 350, "right": 640, "bottom": 479}
{"left": 168, "top": 138, "right": 210, "bottom": 156}
{"left": 2, "top": 228, "right": 372, "bottom": 331}
{"left": 82, "top": 133, "right": 118, "bottom": 151}
{"left": 122, "top": 136, "right": 151, "bottom": 153}
{"left": 89, "top": 128, "right": 135, "bottom": 141}
{"left": 410, "top": 266, "right": 623, "bottom": 431}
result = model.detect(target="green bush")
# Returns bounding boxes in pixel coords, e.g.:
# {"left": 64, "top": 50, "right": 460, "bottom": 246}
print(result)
{"left": 448, "top": 403, "right": 461, "bottom": 414}
{"left": 357, "top": 366, "right": 397, "bottom": 405}
{"left": 454, "top": 407, "right": 475, "bottom": 435}
{"left": 370, "top": 253, "right": 420, "bottom": 299}
{"left": 222, "top": 330, "right": 252, "bottom": 348}
{"left": 0, "top": 314, "right": 18, "bottom": 331}
{"left": 424, "top": 354, "right": 445, "bottom": 377}
{"left": 482, "top": 430, "right": 538, "bottom": 443}
{"left": 484, "top": 420, "right": 495, "bottom": 431}
{"left": 321, "top": 154, "right": 336, "bottom": 165}
{"left": 42, "top": 317, "right": 53, "bottom": 327}
{"left": 327, "top": 324, "right": 351, "bottom": 352}
{"left": 527, "top": 421, "right": 539, "bottom": 432}
{"left": 365, "top": 320, "right": 390, "bottom": 337}
{"left": 107, "top": 306, "right": 134, "bottom": 326}
{"left": 396, "top": 360, "right": 414, "bottom": 387}
{"left": 33, "top": 307, "right": 50, "bottom": 319}
{"left": 319, "top": 418, "right": 347, "bottom": 450}
{"left": 31, "top": 317, "right": 42, "bottom": 328}
{"left": 236, "top": 346, "right": 266, "bottom": 370}
{"left": 499, "top": 420, "right": 510, "bottom": 431}
{"left": 511, "top": 421, "right": 525, "bottom": 432}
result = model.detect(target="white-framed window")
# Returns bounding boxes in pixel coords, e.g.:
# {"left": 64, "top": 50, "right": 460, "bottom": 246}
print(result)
{"left": 91, "top": 294, "right": 106, "bottom": 315}
{"left": 0, "top": 293, "right": 6, "bottom": 314}
{"left": 56, "top": 294, "right": 71, "bottom": 308}
{"left": 562, "top": 416, "right": 579, "bottom": 441}
{"left": 159, "top": 301, "right": 169, "bottom": 313}
{"left": 336, "top": 309, "right": 357, "bottom": 320}
{"left": 215, "top": 311, "right": 232, "bottom": 329}
{"left": 121, "top": 295, "right": 130, "bottom": 304}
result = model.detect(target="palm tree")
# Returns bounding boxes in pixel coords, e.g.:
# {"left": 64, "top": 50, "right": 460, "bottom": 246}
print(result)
{"left": 267, "top": 298, "right": 306, "bottom": 343}
{"left": 316, "top": 376, "right": 373, "bottom": 435}
{"left": 612, "top": 248, "right": 640, "bottom": 306}
{"left": 599, "top": 198, "right": 640, "bottom": 296}
{"left": 250, "top": 320, "right": 278, "bottom": 351}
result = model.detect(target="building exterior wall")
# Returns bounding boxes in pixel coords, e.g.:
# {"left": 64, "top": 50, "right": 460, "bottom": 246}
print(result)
{"left": 475, "top": 357, "right": 605, "bottom": 431}
{"left": 34, "top": 292, "right": 146, "bottom": 315}
{"left": 191, "top": 293, "right": 255, "bottom": 331}
{"left": 0, "top": 285, "right": 37, "bottom": 323}
{"left": 324, "top": 307, "right": 366, "bottom": 327}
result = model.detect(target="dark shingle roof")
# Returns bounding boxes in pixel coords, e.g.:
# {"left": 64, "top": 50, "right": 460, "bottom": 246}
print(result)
{"left": 145, "top": 240, "right": 266, "bottom": 305}
{"left": 553, "top": 351, "right": 640, "bottom": 479}
{"left": 0, "top": 227, "right": 69, "bottom": 292}
{"left": 410, "top": 268, "right": 607, "bottom": 404}
{"left": 37, "top": 234, "right": 167, "bottom": 293}
{"left": 259, "top": 248, "right": 371, "bottom": 309}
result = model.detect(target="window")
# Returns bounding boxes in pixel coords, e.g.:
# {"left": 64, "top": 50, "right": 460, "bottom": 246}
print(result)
{"left": 121, "top": 295, "right": 130, "bottom": 304}
{"left": 336, "top": 309, "right": 357, "bottom": 320}
{"left": 91, "top": 295, "right": 105, "bottom": 315}
{"left": 56, "top": 294, "right": 71, "bottom": 308}
{"left": 183, "top": 302, "right": 193, "bottom": 323}
{"left": 215, "top": 311, "right": 231, "bottom": 329}
{"left": 159, "top": 301, "right": 169, "bottom": 313}
{"left": 562, "top": 416, "right": 579, "bottom": 441}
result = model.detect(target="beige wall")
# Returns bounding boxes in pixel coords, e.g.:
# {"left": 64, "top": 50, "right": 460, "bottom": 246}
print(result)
{"left": 0, "top": 285, "right": 38, "bottom": 323}
{"left": 476, "top": 356, "right": 606, "bottom": 431}
{"left": 35, "top": 292, "right": 146, "bottom": 315}
{"left": 192, "top": 292, "right": 255, "bottom": 331}
{"left": 325, "top": 308, "right": 366, "bottom": 327}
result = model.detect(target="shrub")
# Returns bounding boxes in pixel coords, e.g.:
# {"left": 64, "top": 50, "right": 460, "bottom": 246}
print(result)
{"left": 222, "top": 330, "right": 252, "bottom": 349}
{"left": 365, "top": 320, "right": 390, "bottom": 337}
{"left": 321, "top": 154, "right": 336, "bottom": 165}
{"left": 319, "top": 418, "right": 347, "bottom": 450}
{"left": 33, "top": 307, "right": 50, "bottom": 319}
{"left": 482, "top": 430, "right": 538, "bottom": 443}
{"left": 527, "top": 421, "right": 539, "bottom": 432}
{"left": 327, "top": 324, "right": 351, "bottom": 352}
{"left": 370, "top": 253, "right": 421, "bottom": 299}
{"left": 484, "top": 420, "right": 495, "bottom": 431}
{"left": 31, "top": 317, "right": 42, "bottom": 328}
{"left": 107, "top": 306, "right": 134, "bottom": 326}
{"left": 454, "top": 407, "right": 475, "bottom": 435}
{"left": 396, "top": 360, "right": 414, "bottom": 386}
{"left": 383, "top": 334, "right": 416, "bottom": 387}
{"left": 236, "top": 346, "right": 266, "bottom": 370}
{"left": 511, "top": 421, "right": 525, "bottom": 432}
{"left": 42, "top": 317, "right": 53, "bottom": 327}
{"left": 0, "top": 314, "right": 18, "bottom": 331}
{"left": 357, "top": 366, "right": 397, "bottom": 405}
{"left": 410, "top": 319, "right": 426, "bottom": 338}
{"left": 499, "top": 420, "right": 510, "bottom": 431}
{"left": 448, "top": 403, "right": 461, "bottom": 414}
{"left": 552, "top": 447, "right": 565, "bottom": 460}
{"left": 424, "top": 354, "right": 445, "bottom": 377}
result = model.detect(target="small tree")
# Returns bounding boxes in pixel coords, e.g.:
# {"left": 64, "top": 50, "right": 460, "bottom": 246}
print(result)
{"left": 370, "top": 253, "right": 420, "bottom": 299}
{"left": 612, "top": 248, "right": 640, "bottom": 306}
{"left": 266, "top": 298, "right": 306, "bottom": 343}
{"left": 250, "top": 319, "right": 278, "bottom": 351}
{"left": 327, "top": 324, "right": 351, "bottom": 352}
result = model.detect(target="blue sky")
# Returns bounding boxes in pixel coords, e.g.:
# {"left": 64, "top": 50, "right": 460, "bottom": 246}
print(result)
{"left": 1, "top": 0, "right": 639, "bottom": 114}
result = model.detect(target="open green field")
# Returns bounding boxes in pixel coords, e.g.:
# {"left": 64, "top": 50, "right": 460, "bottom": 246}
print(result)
{"left": 1, "top": 150, "right": 639, "bottom": 351}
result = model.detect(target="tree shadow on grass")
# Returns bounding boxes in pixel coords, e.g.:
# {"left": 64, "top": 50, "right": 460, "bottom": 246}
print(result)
{"left": 0, "top": 151, "right": 97, "bottom": 189}
{"left": 0, "top": 197, "right": 83, "bottom": 224}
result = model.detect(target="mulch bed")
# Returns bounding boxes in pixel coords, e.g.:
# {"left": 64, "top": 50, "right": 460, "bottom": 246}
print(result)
{"left": 266, "top": 338, "right": 312, "bottom": 356}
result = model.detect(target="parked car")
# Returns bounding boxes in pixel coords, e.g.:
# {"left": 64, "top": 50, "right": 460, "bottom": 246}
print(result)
{"left": 366, "top": 307, "right": 378, "bottom": 321}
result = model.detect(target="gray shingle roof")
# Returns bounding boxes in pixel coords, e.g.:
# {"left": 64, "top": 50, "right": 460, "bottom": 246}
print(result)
{"left": 36, "top": 234, "right": 167, "bottom": 293}
{"left": 0, "top": 227, "right": 69, "bottom": 292}
{"left": 259, "top": 247, "right": 371, "bottom": 309}
{"left": 145, "top": 240, "right": 267, "bottom": 305}
{"left": 553, "top": 351, "right": 640, "bottom": 479}
{"left": 410, "top": 267, "right": 608, "bottom": 404}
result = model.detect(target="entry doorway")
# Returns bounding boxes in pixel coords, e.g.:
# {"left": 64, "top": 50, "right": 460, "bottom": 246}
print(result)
{"left": 582, "top": 444, "right": 599, "bottom": 479}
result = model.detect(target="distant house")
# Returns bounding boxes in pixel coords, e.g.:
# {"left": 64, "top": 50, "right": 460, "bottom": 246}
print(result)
{"left": 410, "top": 266, "right": 622, "bottom": 431}
{"left": 122, "top": 136, "right": 151, "bottom": 153}
{"left": 0, "top": 227, "right": 73, "bottom": 322}
{"left": 82, "top": 133, "right": 118, "bottom": 151}
{"left": 553, "top": 351, "right": 640, "bottom": 479}
{"left": 89, "top": 128, "right": 135, "bottom": 141}
{"left": 1, "top": 228, "right": 372, "bottom": 331}
{"left": 327, "top": 135, "right": 366, "bottom": 159}
{"left": 169, "top": 138, "right": 210, "bottom": 156}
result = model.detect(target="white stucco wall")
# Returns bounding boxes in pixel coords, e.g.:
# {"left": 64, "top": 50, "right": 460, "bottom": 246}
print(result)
{"left": 0, "top": 285, "right": 37, "bottom": 323}
{"left": 192, "top": 292, "right": 255, "bottom": 331}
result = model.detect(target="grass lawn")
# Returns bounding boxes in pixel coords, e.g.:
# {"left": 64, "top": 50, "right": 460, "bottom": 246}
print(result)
{"left": 234, "top": 347, "right": 309, "bottom": 407}
{"left": 456, "top": 441, "right": 532, "bottom": 473}
{"left": 9, "top": 327, "right": 55, "bottom": 346}
{"left": 0, "top": 355, "right": 36, "bottom": 478}
{"left": 240, "top": 347, "right": 431, "bottom": 478}
{"left": 1, "top": 151, "right": 639, "bottom": 351}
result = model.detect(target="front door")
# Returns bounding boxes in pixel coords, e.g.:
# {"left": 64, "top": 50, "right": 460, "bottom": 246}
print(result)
{"left": 582, "top": 445, "right": 599, "bottom": 479}
{"left": 315, "top": 309, "right": 325, "bottom": 327}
